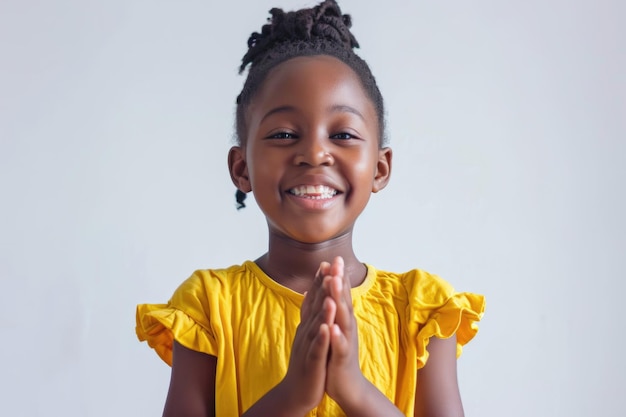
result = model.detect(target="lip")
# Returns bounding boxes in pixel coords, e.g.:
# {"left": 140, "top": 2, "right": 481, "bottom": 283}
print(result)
{"left": 283, "top": 174, "right": 344, "bottom": 210}
{"left": 285, "top": 190, "right": 340, "bottom": 211}
{"left": 284, "top": 174, "right": 344, "bottom": 195}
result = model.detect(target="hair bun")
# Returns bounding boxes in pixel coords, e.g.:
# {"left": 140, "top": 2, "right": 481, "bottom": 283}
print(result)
{"left": 240, "top": 0, "right": 359, "bottom": 73}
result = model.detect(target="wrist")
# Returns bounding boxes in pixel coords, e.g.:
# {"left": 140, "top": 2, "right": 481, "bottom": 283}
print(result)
{"left": 332, "top": 373, "right": 370, "bottom": 413}
{"left": 334, "top": 376, "right": 403, "bottom": 417}
{"left": 275, "top": 376, "right": 316, "bottom": 417}
{"left": 242, "top": 378, "right": 311, "bottom": 417}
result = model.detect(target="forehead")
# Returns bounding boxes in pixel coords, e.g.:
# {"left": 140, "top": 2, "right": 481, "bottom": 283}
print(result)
{"left": 248, "top": 55, "right": 376, "bottom": 119}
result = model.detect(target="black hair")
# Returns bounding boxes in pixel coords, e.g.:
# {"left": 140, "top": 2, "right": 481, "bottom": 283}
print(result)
{"left": 235, "top": 189, "right": 247, "bottom": 210}
{"left": 235, "top": 0, "right": 386, "bottom": 147}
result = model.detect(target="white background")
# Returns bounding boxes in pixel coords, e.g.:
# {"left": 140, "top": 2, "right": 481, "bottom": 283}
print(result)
{"left": 1, "top": 0, "right": 624, "bottom": 416}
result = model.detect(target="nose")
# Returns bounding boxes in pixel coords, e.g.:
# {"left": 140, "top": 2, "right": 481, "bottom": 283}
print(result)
{"left": 293, "top": 136, "right": 334, "bottom": 166}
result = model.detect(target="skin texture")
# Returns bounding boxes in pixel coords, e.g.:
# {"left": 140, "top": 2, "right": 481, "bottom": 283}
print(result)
{"left": 162, "top": 56, "right": 464, "bottom": 417}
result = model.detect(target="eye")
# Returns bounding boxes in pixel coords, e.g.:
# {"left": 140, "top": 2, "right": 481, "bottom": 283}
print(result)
{"left": 330, "top": 132, "right": 357, "bottom": 140}
{"left": 267, "top": 131, "right": 298, "bottom": 140}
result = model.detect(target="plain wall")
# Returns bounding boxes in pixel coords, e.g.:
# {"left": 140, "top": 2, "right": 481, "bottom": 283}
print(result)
{"left": 1, "top": 0, "right": 624, "bottom": 415}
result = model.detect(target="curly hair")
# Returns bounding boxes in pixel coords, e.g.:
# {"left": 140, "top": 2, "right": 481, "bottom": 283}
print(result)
{"left": 235, "top": 0, "right": 386, "bottom": 146}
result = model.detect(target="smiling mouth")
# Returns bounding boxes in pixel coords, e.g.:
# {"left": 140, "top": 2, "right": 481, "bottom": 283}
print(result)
{"left": 288, "top": 185, "right": 339, "bottom": 200}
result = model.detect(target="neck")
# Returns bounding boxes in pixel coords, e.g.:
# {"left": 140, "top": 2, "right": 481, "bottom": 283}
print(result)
{"left": 255, "top": 230, "right": 367, "bottom": 294}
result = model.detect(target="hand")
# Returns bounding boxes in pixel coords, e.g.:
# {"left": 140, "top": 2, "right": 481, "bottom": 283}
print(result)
{"left": 280, "top": 262, "right": 336, "bottom": 412}
{"left": 323, "top": 257, "right": 367, "bottom": 407}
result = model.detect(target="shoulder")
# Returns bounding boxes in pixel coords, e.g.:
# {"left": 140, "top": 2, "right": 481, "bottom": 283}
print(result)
{"left": 165, "top": 262, "right": 255, "bottom": 321}
{"left": 368, "top": 265, "right": 484, "bottom": 325}
{"left": 182, "top": 262, "right": 251, "bottom": 284}
{"left": 171, "top": 262, "right": 253, "bottom": 299}
{"left": 368, "top": 265, "right": 455, "bottom": 300}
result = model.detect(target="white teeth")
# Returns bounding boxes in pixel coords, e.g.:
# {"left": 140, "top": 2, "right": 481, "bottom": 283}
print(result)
{"left": 289, "top": 185, "right": 338, "bottom": 199}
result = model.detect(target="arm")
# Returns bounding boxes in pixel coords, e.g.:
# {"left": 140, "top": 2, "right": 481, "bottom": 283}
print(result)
{"left": 243, "top": 265, "right": 335, "bottom": 417}
{"left": 163, "top": 340, "right": 217, "bottom": 417}
{"left": 324, "top": 257, "right": 405, "bottom": 417}
{"left": 163, "top": 325, "right": 326, "bottom": 417}
{"left": 163, "top": 265, "right": 334, "bottom": 417}
{"left": 414, "top": 335, "right": 464, "bottom": 417}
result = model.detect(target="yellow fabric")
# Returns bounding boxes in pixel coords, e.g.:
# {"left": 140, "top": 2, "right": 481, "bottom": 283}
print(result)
{"left": 136, "top": 261, "right": 485, "bottom": 417}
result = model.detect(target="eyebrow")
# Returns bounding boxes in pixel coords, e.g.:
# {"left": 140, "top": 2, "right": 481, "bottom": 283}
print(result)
{"left": 260, "top": 105, "right": 296, "bottom": 123}
{"left": 260, "top": 104, "right": 365, "bottom": 124}
{"left": 329, "top": 104, "right": 365, "bottom": 121}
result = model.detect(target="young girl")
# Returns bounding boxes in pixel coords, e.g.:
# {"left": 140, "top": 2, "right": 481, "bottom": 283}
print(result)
{"left": 136, "top": 1, "right": 485, "bottom": 416}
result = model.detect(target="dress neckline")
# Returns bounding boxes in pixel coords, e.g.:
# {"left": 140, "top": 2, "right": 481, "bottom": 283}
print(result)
{"left": 243, "top": 260, "right": 377, "bottom": 302}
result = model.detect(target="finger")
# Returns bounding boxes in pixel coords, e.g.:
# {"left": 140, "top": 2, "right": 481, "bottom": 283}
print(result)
{"left": 329, "top": 323, "right": 350, "bottom": 359}
{"left": 321, "top": 261, "right": 332, "bottom": 276}
{"left": 324, "top": 257, "right": 343, "bottom": 304}
{"left": 301, "top": 290, "right": 336, "bottom": 344}
{"left": 330, "top": 256, "right": 344, "bottom": 280}
{"left": 306, "top": 322, "right": 331, "bottom": 381}
{"left": 338, "top": 258, "right": 352, "bottom": 304}
{"left": 310, "top": 295, "right": 336, "bottom": 330}
{"left": 327, "top": 273, "right": 343, "bottom": 306}
{"left": 332, "top": 273, "right": 356, "bottom": 333}
{"left": 331, "top": 256, "right": 353, "bottom": 306}
{"left": 333, "top": 287, "right": 354, "bottom": 332}
{"left": 309, "top": 263, "right": 332, "bottom": 307}
{"left": 302, "top": 272, "right": 329, "bottom": 319}
{"left": 302, "top": 279, "right": 327, "bottom": 320}
{"left": 312, "top": 275, "right": 332, "bottom": 313}
{"left": 307, "top": 262, "right": 328, "bottom": 301}
{"left": 301, "top": 290, "right": 311, "bottom": 321}
{"left": 300, "top": 262, "right": 334, "bottom": 326}
{"left": 322, "top": 295, "right": 337, "bottom": 327}
{"left": 315, "top": 261, "right": 331, "bottom": 286}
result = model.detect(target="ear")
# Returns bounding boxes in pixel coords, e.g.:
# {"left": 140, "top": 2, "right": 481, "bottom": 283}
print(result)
{"left": 372, "top": 147, "right": 392, "bottom": 193}
{"left": 228, "top": 146, "right": 252, "bottom": 193}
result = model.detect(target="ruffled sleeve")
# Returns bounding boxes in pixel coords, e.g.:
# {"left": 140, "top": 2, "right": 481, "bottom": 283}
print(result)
{"left": 135, "top": 272, "right": 218, "bottom": 366}
{"left": 403, "top": 270, "right": 485, "bottom": 369}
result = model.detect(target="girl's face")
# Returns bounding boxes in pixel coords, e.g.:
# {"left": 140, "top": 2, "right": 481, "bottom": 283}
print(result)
{"left": 229, "top": 55, "right": 391, "bottom": 244}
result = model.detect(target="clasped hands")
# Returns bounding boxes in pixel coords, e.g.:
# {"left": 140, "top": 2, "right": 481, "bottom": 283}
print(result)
{"left": 281, "top": 256, "right": 366, "bottom": 413}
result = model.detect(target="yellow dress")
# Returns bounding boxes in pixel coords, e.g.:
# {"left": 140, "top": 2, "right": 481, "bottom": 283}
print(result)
{"left": 136, "top": 261, "right": 485, "bottom": 417}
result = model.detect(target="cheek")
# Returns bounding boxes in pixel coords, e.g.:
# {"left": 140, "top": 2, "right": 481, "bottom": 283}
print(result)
{"left": 352, "top": 149, "right": 380, "bottom": 180}
{"left": 247, "top": 152, "right": 282, "bottom": 192}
